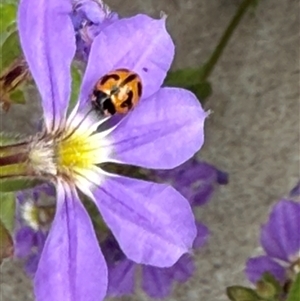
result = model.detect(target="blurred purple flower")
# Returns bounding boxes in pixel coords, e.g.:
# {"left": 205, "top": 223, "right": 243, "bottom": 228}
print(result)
{"left": 14, "top": 186, "right": 54, "bottom": 277}
{"left": 245, "top": 199, "right": 300, "bottom": 285}
{"left": 15, "top": 227, "right": 46, "bottom": 277}
{"left": 154, "top": 158, "right": 228, "bottom": 206}
{"left": 17, "top": 0, "right": 208, "bottom": 300}
{"left": 71, "top": 0, "right": 118, "bottom": 60}
{"left": 103, "top": 223, "right": 209, "bottom": 298}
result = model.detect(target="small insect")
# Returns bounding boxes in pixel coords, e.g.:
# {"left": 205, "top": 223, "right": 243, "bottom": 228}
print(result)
{"left": 91, "top": 68, "right": 143, "bottom": 116}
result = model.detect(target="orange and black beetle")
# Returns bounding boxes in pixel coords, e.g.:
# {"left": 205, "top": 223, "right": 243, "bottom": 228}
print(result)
{"left": 91, "top": 68, "right": 142, "bottom": 116}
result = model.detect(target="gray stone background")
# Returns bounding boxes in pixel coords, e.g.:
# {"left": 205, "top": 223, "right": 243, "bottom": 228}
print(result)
{"left": 0, "top": 0, "right": 299, "bottom": 300}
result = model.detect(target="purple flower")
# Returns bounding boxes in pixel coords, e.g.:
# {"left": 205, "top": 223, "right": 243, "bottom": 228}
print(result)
{"left": 153, "top": 158, "right": 228, "bottom": 206}
{"left": 71, "top": 0, "right": 118, "bottom": 60}
{"left": 103, "top": 223, "right": 209, "bottom": 298}
{"left": 17, "top": 0, "right": 208, "bottom": 300}
{"left": 15, "top": 227, "right": 47, "bottom": 277}
{"left": 14, "top": 186, "right": 54, "bottom": 277}
{"left": 245, "top": 199, "right": 300, "bottom": 285}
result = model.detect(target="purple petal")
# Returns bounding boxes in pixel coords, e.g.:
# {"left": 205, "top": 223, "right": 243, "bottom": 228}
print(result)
{"left": 216, "top": 170, "right": 229, "bottom": 185}
{"left": 34, "top": 183, "right": 107, "bottom": 301}
{"left": 107, "top": 259, "right": 136, "bottom": 296}
{"left": 101, "top": 234, "right": 126, "bottom": 266}
{"left": 192, "top": 184, "right": 214, "bottom": 206}
{"left": 73, "top": 0, "right": 114, "bottom": 25}
{"left": 290, "top": 181, "right": 300, "bottom": 197}
{"left": 193, "top": 222, "right": 209, "bottom": 249}
{"left": 24, "top": 230, "right": 46, "bottom": 278}
{"left": 245, "top": 256, "right": 286, "bottom": 284}
{"left": 18, "top": 0, "right": 75, "bottom": 131}
{"left": 25, "top": 253, "right": 41, "bottom": 278}
{"left": 142, "top": 265, "right": 173, "bottom": 298}
{"left": 26, "top": 230, "right": 47, "bottom": 276}
{"left": 154, "top": 159, "right": 227, "bottom": 206}
{"left": 167, "top": 253, "right": 195, "bottom": 283}
{"left": 107, "top": 88, "right": 207, "bottom": 169}
{"left": 72, "top": 0, "right": 118, "bottom": 61}
{"left": 14, "top": 227, "right": 35, "bottom": 258}
{"left": 93, "top": 175, "right": 197, "bottom": 267}
{"left": 79, "top": 14, "right": 174, "bottom": 108}
{"left": 260, "top": 200, "right": 300, "bottom": 262}
{"left": 174, "top": 160, "right": 219, "bottom": 187}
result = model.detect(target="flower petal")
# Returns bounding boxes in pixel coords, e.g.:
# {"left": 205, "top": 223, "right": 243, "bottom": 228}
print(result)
{"left": 142, "top": 265, "right": 173, "bottom": 298}
{"left": 93, "top": 175, "right": 197, "bottom": 267}
{"left": 245, "top": 256, "right": 286, "bottom": 284}
{"left": 260, "top": 200, "right": 300, "bottom": 262}
{"left": 153, "top": 159, "right": 228, "bottom": 206}
{"left": 25, "top": 253, "right": 41, "bottom": 278}
{"left": 101, "top": 234, "right": 126, "bottom": 266}
{"left": 107, "top": 259, "right": 136, "bottom": 297}
{"left": 167, "top": 254, "right": 195, "bottom": 283}
{"left": 78, "top": 14, "right": 174, "bottom": 108}
{"left": 34, "top": 183, "right": 107, "bottom": 301}
{"left": 73, "top": 0, "right": 115, "bottom": 25}
{"left": 18, "top": 0, "right": 75, "bottom": 131}
{"left": 106, "top": 88, "right": 207, "bottom": 169}
{"left": 192, "top": 184, "right": 214, "bottom": 206}
{"left": 193, "top": 222, "right": 209, "bottom": 249}
{"left": 290, "top": 181, "right": 300, "bottom": 197}
{"left": 14, "top": 227, "right": 35, "bottom": 258}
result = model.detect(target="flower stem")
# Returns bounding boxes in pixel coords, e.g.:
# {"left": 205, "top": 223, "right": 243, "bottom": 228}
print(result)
{"left": 0, "top": 163, "right": 28, "bottom": 178}
{"left": 0, "top": 145, "right": 29, "bottom": 177}
{"left": 200, "top": 0, "right": 256, "bottom": 81}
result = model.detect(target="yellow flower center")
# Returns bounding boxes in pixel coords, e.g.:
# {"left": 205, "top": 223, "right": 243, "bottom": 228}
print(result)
{"left": 28, "top": 109, "right": 112, "bottom": 192}
{"left": 58, "top": 130, "right": 102, "bottom": 173}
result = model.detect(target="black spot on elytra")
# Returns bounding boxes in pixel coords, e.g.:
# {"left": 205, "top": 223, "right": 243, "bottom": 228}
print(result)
{"left": 120, "top": 74, "right": 137, "bottom": 87}
{"left": 142, "top": 67, "right": 148, "bottom": 72}
{"left": 137, "top": 81, "right": 142, "bottom": 97}
{"left": 100, "top": 74, "right": 120, "bottom": 85}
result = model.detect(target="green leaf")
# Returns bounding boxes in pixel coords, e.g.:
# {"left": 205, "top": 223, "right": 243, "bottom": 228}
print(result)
{"left": 0, "top": 192, "right": 15, "bottom": 233}
{"left": 0, "top": 31, "right": 21, "bottom": 70}
{"left": 0, "top": 3, "right": 17, "bottom": 33}
{"left": 164, "top": 68, "right": 212, "bottom": 102}
{"left": 0, "top": 132, "right": 20, "bottom": 146}
{"left": 287, "top": 273, "right": 300, "bottom": 301}
{"left": 68, "top": 63, "right": 83, "bottom": 112}
{"left": 0, "top": 2, "right": 17, "bottom": 46}
{"left": 164, "top": 68, "right": 204, "bottom": 87}
{"left": 0, "top": 218, "right": 13, "bottom": 264}
{"left": 9, "top": 89, "right": 26, "bottom": 104}
{"left": 0, "top": 178, "right": 44, "bottom": 192}
{"left": 226, "top": 286, "right": 261, "bottom": 301}
{"left": 187, "top": 81, "right": 213, "bottom": 101}
{"left": 0, "top": 0, "right": 19, "bottom": 5}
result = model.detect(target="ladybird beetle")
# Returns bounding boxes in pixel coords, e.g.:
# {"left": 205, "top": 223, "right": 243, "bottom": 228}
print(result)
{"left": 91, "top": 68, "right": 143, "bottom": 116}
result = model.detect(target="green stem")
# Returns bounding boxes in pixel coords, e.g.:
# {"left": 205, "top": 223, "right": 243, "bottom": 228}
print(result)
{"left": 201, "top": 0, "right": 255, "bottom": 81}
{"left": 0, "top": 163, "right": 28, "bottom": 178}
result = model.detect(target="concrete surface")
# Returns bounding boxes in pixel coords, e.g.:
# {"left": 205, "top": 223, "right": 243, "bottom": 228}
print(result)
{"left": 0, "top": 0, "right": 299, "bottom": 300}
